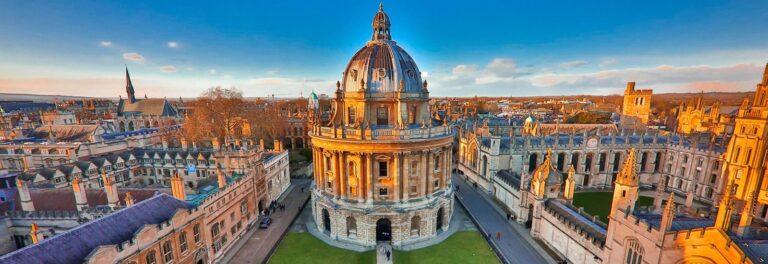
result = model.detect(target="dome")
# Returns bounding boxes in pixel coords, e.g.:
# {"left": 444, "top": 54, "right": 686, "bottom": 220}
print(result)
{"left": 341, "top": 4, "right": 424, "bottom": 94}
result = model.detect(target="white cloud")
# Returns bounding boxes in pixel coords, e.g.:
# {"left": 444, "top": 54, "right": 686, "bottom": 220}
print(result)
{"left": 208, "top": 69, "right": 217, "bottom": 75}
{"left": 167, "top": 41, "right": 179, "bottom": 48}
{"left": 160, "top": 66, "right": 177, "bottom": 73}
{"left": 266, "top": 69, "right": 280, "bottom": 75}
{"left": 599, "top": 58, "right": 618, "bottom": 67}
{"left": 99, "top": 41, "right": 112, "bottom": 47}
{"left": 559, "top": 60, "right": 589, "bottom": 68}
{"left": 122, "top": 52, "right": 145, "bottom": 63}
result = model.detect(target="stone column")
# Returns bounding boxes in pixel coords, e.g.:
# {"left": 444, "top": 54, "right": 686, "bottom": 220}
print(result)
{"left": 403, "top": 153, "right": 410, "bottom": 201}
{"left": 394, "top": 152, "right": 401, "bottom": 202}
{"left": 340, "top": 152, "right": 347, "bottom": 199}
{"left": 422, "top": 150, "right": 429, "bottom": 196}
{"left": 366, "top": 153, "right": 374, "bottom": 204}
{"left": 332, "top": 151, "right": 341, "bottom": 199}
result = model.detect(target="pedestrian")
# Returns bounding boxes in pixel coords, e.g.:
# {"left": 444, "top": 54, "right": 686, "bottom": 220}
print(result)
{"left": 496, "top": 231, "right": 501, "bottom": 240}
{"left": 385, "top": 250, "right": 390, "bottom": 261}
{"left": 506, "top": 213, "right": 510, "bottom": 221}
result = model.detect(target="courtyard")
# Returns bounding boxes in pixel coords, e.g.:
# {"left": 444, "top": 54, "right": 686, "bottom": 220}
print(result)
{"left": 572, "top": 191, "right": 654, "bottom": 222}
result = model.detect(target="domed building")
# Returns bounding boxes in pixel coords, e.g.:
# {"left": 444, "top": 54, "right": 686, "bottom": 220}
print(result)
{"left": 309, "top": 5, "right": 454, "bottom": 247}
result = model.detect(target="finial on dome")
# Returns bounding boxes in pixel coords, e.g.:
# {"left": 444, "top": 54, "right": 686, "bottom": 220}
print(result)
{"left": 398, "top": 79, "right": 405, "bottom": 92}
{"left": 379, "top": 3, "right": 383, "bottom": 11}
{"left": 336, "top": 80, "right": 341, "bottom": 90}
{"left": 422, "top": 80, "right": 429, "bottom": 92}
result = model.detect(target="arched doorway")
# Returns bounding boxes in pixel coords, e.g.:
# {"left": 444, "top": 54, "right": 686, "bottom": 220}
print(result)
{"left": 376, "top": 218, "right": 392, "bottom": 241}
{"left": 322, "top": 209, "right": 331, "bottom": 233}
{"left": 436, "top": 207, "right": 445, "bottom": 233}
{"left": 526, "top": 204, "right": 534, "bottom": 228}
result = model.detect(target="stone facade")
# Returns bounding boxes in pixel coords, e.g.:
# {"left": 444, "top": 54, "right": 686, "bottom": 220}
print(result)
{"left": 309, "top": 5, "right": 454, "bottom": 248}
{"left": 621, "top": 82, "right": 652, "bottom": 124}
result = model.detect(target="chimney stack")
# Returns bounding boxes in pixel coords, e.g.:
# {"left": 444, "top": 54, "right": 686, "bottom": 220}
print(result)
{"left": 102, "top": 171, "right": 119, "bottom": 210}
{"left": 29, "top": 223, "right": 43, "bottom": 244}
{"left": 16, "top": 179, "right": 34, "bottom": 212}
{"left": 181, "top": 137, "right": 188, "bottom": 150}
{"left": 171, "top": 172, "right": 186, "bottom": 200}
{"left": 124, "top": 192, "right": 135, "bottom": 207}
{"left": 217, "top": 165, "right": 226, "bottom": 189}
{"left": 72, "top": 176, "right": 89, "bottom": 212}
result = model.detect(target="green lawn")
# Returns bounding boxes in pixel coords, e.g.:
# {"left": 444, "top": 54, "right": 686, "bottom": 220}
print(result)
{"left": 269, "top": 233, "right": 375, "bottom": 264}
{"left": 395, "top": 231, "right": 499, "bottom": 264}
{"left": 270, "top": 231, "right": 498, "bottom": 264}
{"left": 572, "top": 192, "right": 654, "bottom": 223}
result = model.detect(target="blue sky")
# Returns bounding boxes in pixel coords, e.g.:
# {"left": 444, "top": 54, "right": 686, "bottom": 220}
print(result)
{"left": 0, "top": 1, "right": 767, "bottom": 97}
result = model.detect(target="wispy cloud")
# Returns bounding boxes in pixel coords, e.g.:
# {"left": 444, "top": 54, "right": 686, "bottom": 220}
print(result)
{"left": 208, "top": 69, "right": 217, "bottom": 75}
{"left": 559, "top": 60, "right": 589, "bottom": 68}
{"left": 122, "top": 52, "right": 145, "bottom": 63}
{"left": 167, "top": 41, "right": 179, "bottom": 48}
{"left": 99, "top": 41, "right": 112, "bottom": 47}
{"left": 160, "top": 65, "right": 177, "bottom": 73}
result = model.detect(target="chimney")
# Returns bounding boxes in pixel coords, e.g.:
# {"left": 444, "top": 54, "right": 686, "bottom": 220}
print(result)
{"left": 171, "top": 172, "right": 186, "bottom": 200}
{"left": 192, "top": 141, "right": 198, "bottom": 150}
{"left": 101, "top": 171, "right": 119, "bottom": 210}
{"left": 72, "top": 176, "right": 89, "bottom": 212}
{"left": 273, "top": 139, "right": 280, "bottom": 152}
{"left": 16, "top": 179, "right": 35, "bottom": 212}
{"left": 212, "top": 137, "right": 221, "bottom": 151}
{"left": 181, "top": 138, "right": 188, "bottom": 150}
{"left": 217, "top": 165, "right": 226, "bottom": 188}
{"left": 29, "top": 223, "right": 43, "bottom": 244}
{"left": 162, "top": 138, "right": 169, "bottom": 149}
{"left": 259, "top": 138, "right": 265, "bottom": 152}
{"left": 124, "top": 192, "right": 135, "bottom": 207}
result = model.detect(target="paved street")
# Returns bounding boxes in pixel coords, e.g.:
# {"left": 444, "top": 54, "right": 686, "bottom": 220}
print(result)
{"left": 453, "top": 174, "right": 553, "bottom": 264}
{"left": 220, "top": 179, "right": 311, "bottom": 264}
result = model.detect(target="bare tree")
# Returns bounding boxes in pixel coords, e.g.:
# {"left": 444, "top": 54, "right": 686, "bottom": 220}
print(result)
{"left": 183, "top": 87, "right": 247, "bottom": 142}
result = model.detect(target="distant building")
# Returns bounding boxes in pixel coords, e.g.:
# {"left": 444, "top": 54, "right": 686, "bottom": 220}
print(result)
{"left": 116, "top": 67, "right": 182, "bottom": 132}
{"left": 621, "top": 82, "right": 652, "bottom": 124}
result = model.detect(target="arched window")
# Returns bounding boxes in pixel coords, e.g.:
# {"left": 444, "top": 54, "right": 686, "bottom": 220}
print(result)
{"left": 377, "top": 106, "right": 389, "bottom": 126}
{"left": 162, "top": 240, "right": 173, "bottom": 263}
{"left": 348, "top": 161, "right": 358, "bottom": 196}
{"left": 346, "top": 216, "right": 357, "bottom": 238}
{"left": 410, "top": 216, "right": 421, "bottom": 237}
{"left": 625, "top": 239, "right": 644, "bottom": 264}
{"left": 482, "top": 156, "right": 488, "bottom": 177}
{"left": 434, "top": 154, "right": 440, "bottom": 171}
{"left": 408, "top": 105, "right": 417, "bottom": 124}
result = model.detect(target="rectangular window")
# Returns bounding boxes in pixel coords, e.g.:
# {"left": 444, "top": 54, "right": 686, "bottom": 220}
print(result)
{"left": 410, "top": 185, "right": 417, "bottom": 194}
{"left": 162, "top": 241, "right": 173, "bottom": 263}
{"left": 378, "top": 161, "right": 388, "bottom": 177}
{"left": 377, "top": 106, "right": 388, "bottom": 126}
{"left": 193, "top": 224, "right": 201, "bottom": 243}
{"left": 348, "top": 107, "right": 356, "bottom": 124}
{"left": 179, "top": 232, "right": 188, "bottom": 253}
{"left": 379, "top": 188, "right": 389, "bottom": 196}
{"left": 408, "top": 106, "right": 416, "bottom": 125}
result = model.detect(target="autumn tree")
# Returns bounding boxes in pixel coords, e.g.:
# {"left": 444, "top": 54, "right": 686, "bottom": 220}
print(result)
{"left": 183, "top": 87, "right": 247, "bottom": 143}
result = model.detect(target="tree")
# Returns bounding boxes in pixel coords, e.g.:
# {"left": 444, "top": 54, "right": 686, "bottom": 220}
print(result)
{"left": 183, "top": 87, "right": 247, "bottom": 143}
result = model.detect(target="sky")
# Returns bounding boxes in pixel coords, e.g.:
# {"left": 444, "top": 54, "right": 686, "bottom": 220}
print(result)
{"left": 0, "top": 1, "right": 767, "bottom": 98}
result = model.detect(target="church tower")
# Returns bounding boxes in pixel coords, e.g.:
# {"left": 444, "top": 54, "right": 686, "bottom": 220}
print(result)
{"left": 621, "top": 82, "right": 653, "bottom": 124}
{"left": 721, "top": 62, "right": 768, "bottom": 235}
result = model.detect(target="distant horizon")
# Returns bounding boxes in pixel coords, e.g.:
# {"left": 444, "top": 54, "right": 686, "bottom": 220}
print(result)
{"left": 0, "top": 1, "right": 767, "bottom": 98}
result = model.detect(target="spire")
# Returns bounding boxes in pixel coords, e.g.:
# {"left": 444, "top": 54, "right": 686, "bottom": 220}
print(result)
{"left": 660, "top": 193, "right": 676, "bottom": 235}
{"left": 371, "top": 4, "right": 391, "bottom": 41}
{"left": 564, "top": 165, "right": 576, "bottom": 201}
{"left": 615, "top": 148, "right": 638, "bottom": 186}
{"left": 763, "top": 61, "right": 768, "bottom": 85}
{"left": 125, "top": 66, "right": 136, "bottom": 103}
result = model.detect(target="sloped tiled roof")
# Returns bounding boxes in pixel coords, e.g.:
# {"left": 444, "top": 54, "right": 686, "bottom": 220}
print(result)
{"left": 0, "top": 193, "right": 192, "bottom": 264}
{"left": 27, "top": 125, "right": 99, "bottom": 142}
{"left": 117, "top": 98, "right": 178, "bottom": 117}
{"left": 1, "top": 188, "right": 167, "bottom": 213}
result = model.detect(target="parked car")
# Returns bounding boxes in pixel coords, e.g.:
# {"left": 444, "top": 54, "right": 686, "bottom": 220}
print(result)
{"left": 259, "top": 217, "right": 272, "bottom": 229}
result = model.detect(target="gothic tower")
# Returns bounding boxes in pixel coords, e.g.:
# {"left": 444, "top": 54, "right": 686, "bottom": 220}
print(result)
{"left": 125, "top": 66, "right": 136, "bottom": 103}
{"left": 621, "top": 82, "right": 653, "bottom": 124}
